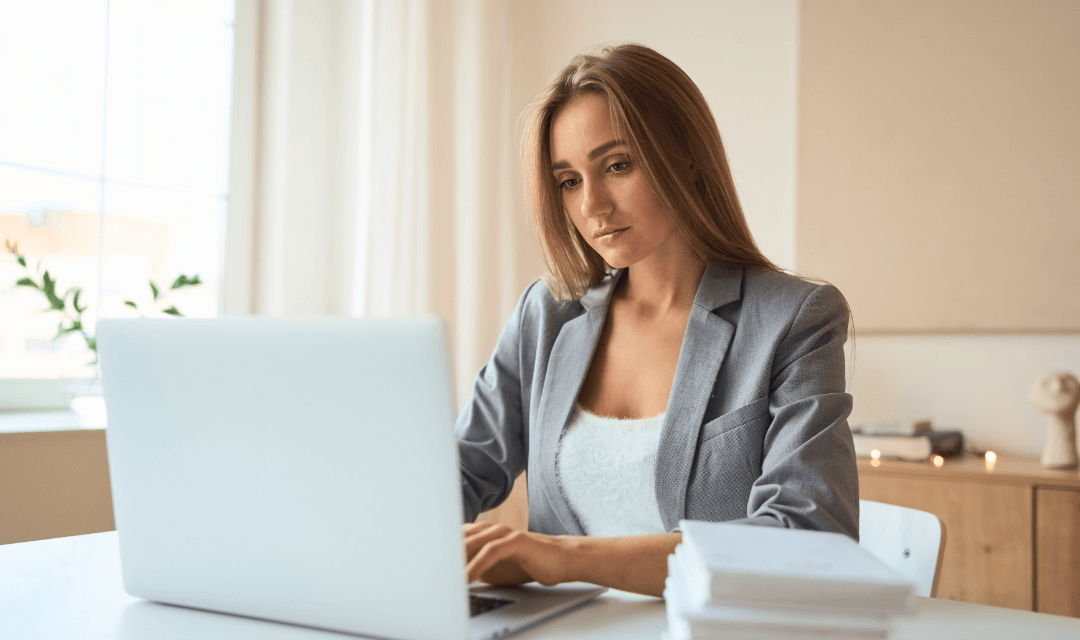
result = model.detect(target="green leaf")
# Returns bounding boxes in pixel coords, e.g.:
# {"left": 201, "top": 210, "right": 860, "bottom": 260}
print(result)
{"left": 150, "top": 280, "right": 160, "bottom": 301}
{"left": 57, "top": 320, "right": 83, "bottom": 336}
{"left": 73, "top": 289, "right": 86, "bottom": 314}
{"left": 17, "top": 256, "right": 26, "bottom": 267}
{"left": 124, "top": 300, "right": 138, "bottom": 309}
{"left": 42, "top": 273, "right": 64, "bottom": 310}
{"left": 84, "top": 336, "right": 97, "bottom": 352}
{"left": 161, "top": 306, "right": 182, "bottom": 316}
{"left": 16, "top": 277, "right": 38, "bottom": 288}
{"left": 170, "top": 274, "right": 202, "bottom": 289}
{"left": 62, "top": 287, "right": 79, "bottom": 311}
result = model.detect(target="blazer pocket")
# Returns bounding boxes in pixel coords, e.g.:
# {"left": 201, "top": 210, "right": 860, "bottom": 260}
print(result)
{"left": 700, "top": 397, "right": 770, "bottom": 443}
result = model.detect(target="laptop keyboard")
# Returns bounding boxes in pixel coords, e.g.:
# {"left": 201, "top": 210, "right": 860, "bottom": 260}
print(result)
{"left": 470, "top": 594, "right": 513, "bottom": 617}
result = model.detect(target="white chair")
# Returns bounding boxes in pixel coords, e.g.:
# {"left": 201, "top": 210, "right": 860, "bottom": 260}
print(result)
{"left": 858, "top": 499, "right": 946, "bottom": 598}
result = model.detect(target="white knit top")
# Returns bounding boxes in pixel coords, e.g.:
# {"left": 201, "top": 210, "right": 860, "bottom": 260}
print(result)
{"left": 556, "top": 404, "right": 667, "bottom": 536}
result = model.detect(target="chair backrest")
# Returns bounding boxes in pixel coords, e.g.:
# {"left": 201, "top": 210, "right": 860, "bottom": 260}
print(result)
{"left": 858, "top": 499, "right": 946, "bottom": 598}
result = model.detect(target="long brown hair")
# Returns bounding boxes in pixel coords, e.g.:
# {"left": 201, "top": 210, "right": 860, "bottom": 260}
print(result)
{"left": 523, "top": 43, "right": 780, "bottom": 301}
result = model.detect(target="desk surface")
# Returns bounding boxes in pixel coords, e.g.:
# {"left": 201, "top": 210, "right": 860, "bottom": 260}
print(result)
{"left": 3, "top": 532, "right": 1079, "bottom": 640}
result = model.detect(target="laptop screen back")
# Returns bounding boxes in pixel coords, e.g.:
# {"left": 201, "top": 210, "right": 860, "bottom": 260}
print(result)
{"left": 98, "top": 317, "right": 470, "bottom": 640}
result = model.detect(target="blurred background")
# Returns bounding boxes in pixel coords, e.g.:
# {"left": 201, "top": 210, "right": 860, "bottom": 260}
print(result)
{"left": 1, "top": 0, "right": 1077, "bottom": 458}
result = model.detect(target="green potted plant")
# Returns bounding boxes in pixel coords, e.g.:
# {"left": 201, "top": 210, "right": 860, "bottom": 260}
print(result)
{"left": 3, "top": 238, "right": 203, "bottom": 409}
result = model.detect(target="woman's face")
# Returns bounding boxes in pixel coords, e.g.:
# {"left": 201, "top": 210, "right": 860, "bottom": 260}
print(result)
{"left": 549, "top": 93, "right": 683, "bottom": 270}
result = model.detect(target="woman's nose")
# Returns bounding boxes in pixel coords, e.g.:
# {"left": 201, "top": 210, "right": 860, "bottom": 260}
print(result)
{"left": 580, "top": 179, "right": 613, "bottom": 219}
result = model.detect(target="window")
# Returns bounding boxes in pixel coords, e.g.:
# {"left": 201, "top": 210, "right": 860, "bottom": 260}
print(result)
{"left": 0, "top": 0, "right": 236, "bottom": 382}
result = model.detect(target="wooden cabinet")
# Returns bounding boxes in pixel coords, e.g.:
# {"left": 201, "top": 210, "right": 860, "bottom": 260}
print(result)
{"left": 0, "top": 430, "right": 114, "bottom": 545}
{"left": 1036, "top": 486, "right": 1080, "bottom": 615}
{"left": 859, "top": 454, "right": 1080, "bottom": 616}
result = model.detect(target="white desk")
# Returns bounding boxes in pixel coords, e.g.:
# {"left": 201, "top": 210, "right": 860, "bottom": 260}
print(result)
{"left": 3, "top": 532, "right": 1079, "bottom": 640}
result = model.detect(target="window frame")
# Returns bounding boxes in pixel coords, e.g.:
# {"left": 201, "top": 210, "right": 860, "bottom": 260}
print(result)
{"left": 0, "top": 0, "right": 252, "bottom": 412}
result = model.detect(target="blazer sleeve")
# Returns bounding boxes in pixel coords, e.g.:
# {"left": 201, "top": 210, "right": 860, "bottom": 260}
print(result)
{"left": 454, "top": 282, "right": 536, "bottom": 523}
{"left": 736, "top": 283, "right": 860, "bottom": 539}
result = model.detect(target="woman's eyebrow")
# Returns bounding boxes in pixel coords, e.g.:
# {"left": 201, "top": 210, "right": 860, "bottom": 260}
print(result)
{"left": 587, "top": 139, "right": 626, "bottom": 160}
{"left": 551, "top": 139, "right": 627, "bottom": 171}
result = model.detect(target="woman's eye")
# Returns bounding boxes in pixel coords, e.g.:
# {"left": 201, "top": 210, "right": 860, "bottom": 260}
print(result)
{"left": 609, "top": 161, "right": 630, "bottom": 173}
{"left": 558, "top": 177, "right": 580, "bottom": 191}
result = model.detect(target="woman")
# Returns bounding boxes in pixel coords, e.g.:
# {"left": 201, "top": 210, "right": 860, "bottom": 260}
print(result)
{"left": 456, "top": 44, "right": 857, "bottom": 598}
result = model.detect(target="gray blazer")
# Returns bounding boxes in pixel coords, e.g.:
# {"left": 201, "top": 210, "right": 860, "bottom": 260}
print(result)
{"left": 455, "top": 262, "right": 859, "bottom": 539}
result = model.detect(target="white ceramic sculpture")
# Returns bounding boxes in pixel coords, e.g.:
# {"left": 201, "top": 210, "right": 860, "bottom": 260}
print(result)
{"left": 1028, "top": 371, "right": 1080, "bottom": 470}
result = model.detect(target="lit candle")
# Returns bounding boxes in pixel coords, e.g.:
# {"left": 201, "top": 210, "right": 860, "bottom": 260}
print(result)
{"left": 870, "top": 449, "right": 881, "bottom": 460}
{"left": 985, "top": 450, "right": 997, "bottom": 471}
{"left": 932, "top": 455, "right": 945, "bottom": 467}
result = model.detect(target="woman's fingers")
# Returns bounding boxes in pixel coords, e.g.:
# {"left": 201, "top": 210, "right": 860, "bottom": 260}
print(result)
{"left": 474, "top": 558, "right": 533, "bottom": 586}
{"left": 463, "top": 523, "right": 513, "bottom": 560}
{"left": 462, "top": 524, "right": 573, "bottom": 586}
{"left": 462, "top": 522, "right": 494, "bottom": 536}
{"left": 467, "top": 530, "right": 527, "bottom": 582}
{"left": 466, "top": 529, "right": 572, "bottom": 587}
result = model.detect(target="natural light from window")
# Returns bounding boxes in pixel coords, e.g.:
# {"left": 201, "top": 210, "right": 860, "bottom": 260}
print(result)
{"left": 0, "top": 0, "right": 236, "bottom": 382}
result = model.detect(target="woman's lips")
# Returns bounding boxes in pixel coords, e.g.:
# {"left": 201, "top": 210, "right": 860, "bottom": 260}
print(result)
{"left": 594, "top": 227, "right": 629, "bottom": 244}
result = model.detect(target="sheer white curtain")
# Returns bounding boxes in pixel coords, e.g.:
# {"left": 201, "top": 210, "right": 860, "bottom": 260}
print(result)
{"left": 226, "top": 0, "right": 524, "bottom": 404}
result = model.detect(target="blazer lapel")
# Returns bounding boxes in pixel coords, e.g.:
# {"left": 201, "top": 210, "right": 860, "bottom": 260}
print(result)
{"left": 533, "top": 271, "right": 623, "bottom": 536}
{"left": 655, "top": 263, "right": 743, "bottom": 531}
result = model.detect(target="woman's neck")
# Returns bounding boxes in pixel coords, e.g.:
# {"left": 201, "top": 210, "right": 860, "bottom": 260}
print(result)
{"left": 616, "top": 240, "right": 706, "bottom": 315}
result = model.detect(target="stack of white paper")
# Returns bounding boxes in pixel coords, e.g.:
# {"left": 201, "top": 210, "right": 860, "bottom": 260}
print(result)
{"left": 663, "top": 521, "right": 916, "bottom": 640}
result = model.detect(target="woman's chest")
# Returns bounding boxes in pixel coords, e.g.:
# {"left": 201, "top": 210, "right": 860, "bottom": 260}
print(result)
{"left": 577, "top": 305, "right": 689, "bottom": 418}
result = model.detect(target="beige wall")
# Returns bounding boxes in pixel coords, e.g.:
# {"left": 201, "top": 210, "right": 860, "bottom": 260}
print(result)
{"left": 797, "top": 0, "right": 1080, "bottom": 333}
{"left": 798, "top": 0, "right": 1080, "bottom": 455}
{"left": 847, "top": 335, "right": 1080, "bottom": 457}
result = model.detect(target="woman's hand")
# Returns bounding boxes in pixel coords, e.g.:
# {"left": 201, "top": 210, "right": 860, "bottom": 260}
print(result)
{"left": 464, "top": 525, "right": 681, "bottom": 596}
{"left": 463, "top": 522, "right": 575, "bottom": 587}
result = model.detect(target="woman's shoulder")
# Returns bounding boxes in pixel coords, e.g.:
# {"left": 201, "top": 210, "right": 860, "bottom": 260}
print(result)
{"left": 514, "top": 277, "right": 587, "bottom": 324}
{"left": 517, "top": 272, "right": 619, "bottom": 315}
{"left": 739, "top": 267, "right": 848, "bottom": 319}
{"left": 517, "top": 277, "right": 561, "bottom": 314}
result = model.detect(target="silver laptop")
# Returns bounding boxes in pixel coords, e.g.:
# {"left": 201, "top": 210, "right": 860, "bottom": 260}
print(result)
{"left": 97, "top": 317, "right": 604, "bottom": 640}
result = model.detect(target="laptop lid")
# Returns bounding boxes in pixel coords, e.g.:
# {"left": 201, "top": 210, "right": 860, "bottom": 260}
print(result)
{"left": 98, "top": 317, "right": 470, "bottom": 640}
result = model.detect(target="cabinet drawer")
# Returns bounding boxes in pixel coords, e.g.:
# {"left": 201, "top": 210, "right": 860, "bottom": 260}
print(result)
{"left": 860, "top": 473, "right": 1033, "bottom": 610}
{"left": 1036, "top": 487, "right": 1080, "bottom": 616}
